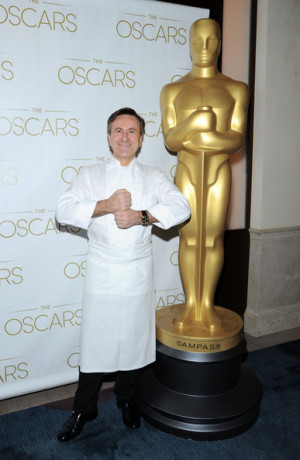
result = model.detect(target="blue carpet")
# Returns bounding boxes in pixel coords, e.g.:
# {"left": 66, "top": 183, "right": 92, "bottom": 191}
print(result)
{"left": 1, "top": 340, "right": 299, "bottom": 460}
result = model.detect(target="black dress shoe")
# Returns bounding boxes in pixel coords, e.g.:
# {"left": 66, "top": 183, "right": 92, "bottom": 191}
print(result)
{"left": 119, "top": 399, "right": 141, "bottom": 429}
{"left": 57, "top": 410, "right": 98, "bottom": 442}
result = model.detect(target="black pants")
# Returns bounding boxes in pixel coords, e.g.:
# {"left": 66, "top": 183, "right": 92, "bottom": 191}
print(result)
{"left": 73, "top": 369, "right": 141, "bottom": 415}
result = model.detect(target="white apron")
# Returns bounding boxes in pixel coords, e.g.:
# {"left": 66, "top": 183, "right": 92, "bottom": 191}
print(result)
{"left": 56, "top": 157, "right": 190, "bottom": 372}
{"left": 79, "top": 239, "right": 155, "bottom": 372}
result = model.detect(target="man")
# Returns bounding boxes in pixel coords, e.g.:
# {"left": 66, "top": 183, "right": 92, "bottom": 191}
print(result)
{"left": 55, "top": 107, "right": 190, "bottom": 441}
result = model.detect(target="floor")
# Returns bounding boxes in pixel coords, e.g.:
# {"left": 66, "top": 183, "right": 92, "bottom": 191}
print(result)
{"left": 1, "top": 327, "right": 299, "bottom": 416}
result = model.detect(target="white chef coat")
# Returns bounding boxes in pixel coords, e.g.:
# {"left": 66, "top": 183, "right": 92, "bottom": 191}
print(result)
{"left": 56, "top": 157, "right": 190, "bottom": 372}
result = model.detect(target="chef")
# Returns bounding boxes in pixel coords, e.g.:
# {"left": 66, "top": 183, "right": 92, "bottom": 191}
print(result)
{"left": 56, "top": 107, "right": 190, "bottom": 442}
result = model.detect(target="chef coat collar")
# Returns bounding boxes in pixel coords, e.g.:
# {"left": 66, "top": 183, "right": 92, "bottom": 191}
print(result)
{"left": 110, "top": 155, "right": 136, "bottom": 169}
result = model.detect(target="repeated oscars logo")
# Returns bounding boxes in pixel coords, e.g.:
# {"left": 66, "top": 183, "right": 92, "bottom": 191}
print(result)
{"left": 0, "top": 164, "right": 18, "bottom": 186}
{"left": 0, "top": 259, "right": 23, "bottom": 286}
{"left": 0, "top": 2, "right": 77, "bottom": 32}
{"left": 144, "top": 111, "right": 163, "bottom": 138}
{"left": 0, "top": 358, "right": 29, "bottom": 383}
{"left": 170, "top": 72, "right": 185, "bottom": 82}
{"left": 4, "top": 304, "right": 82, "bottom": 336}
{"left": 170, "top": 164, "right": 177, "bottom": 179}
{"left": 0, "top": 209, "right": 81, "bottom": 239}
{"left": 116, "top": 13, "right": 187, "bottom": 44}
{"left": 63, "top": 254, "right": 86, "bottom": 280}
{"left": 155, "top": 288, "right": 184, "bottom": 310}
{"left": 160, "top": 71, "right": 189, "bottom": 85}
{"left": 170, "top": 249, "right": 179, "bottom": 267}
{"left": 0, "top": 107, "right": 79, "bottom": 137}
{"left": 0, "top": 58, "right": 14, "bottom": 81}
{"left": 61, "top": 164, "right": 84, "bottom": 185}
{"left": 142, "top": 111, "right": 177, "bottom": 180}
{"left": 67, "top": 351, "right": 79, "bottom": 368}
{"left": 61, "top": 156, "right": 105, "bottom": 184}
{"left": 58, "top": 58, "right": 136, "bottom": 88}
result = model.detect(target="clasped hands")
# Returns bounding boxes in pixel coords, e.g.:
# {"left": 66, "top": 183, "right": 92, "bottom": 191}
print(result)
{"left": 180, "top": 106, "right": 220, "bottom": 152}
{"left": 189, "top": 106, "right": 217, "bottom": 133}
{"left": 108, "top": 189, "right": 140, "bottom": 229}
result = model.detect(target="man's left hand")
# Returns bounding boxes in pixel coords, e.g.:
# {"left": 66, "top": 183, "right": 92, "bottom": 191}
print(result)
{"left": 113, "top": 209, "right": 141, "bottom": 229}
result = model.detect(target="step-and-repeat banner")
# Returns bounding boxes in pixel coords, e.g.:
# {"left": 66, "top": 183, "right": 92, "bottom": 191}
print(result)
{"left": 0, "top": 0, "right": 208, "bottom": 398}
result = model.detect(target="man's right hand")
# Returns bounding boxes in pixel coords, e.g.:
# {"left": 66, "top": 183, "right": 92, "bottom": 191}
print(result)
{"left": 92, "top": 189, "right": 131, "bottom": 218}
{"left": 107, "top": 189, "right": 132, "bottom": 212}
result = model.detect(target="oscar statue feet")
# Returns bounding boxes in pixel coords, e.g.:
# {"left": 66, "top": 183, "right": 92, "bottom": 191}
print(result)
{"left": 57, "top": 410, "right": 98, "bottom": 442}
{"left": 172, "top": 303, "right": 223, "bottom": 332}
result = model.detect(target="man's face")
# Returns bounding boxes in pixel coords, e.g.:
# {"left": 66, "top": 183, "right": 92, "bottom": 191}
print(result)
{"left": 107, "top": 114, "right": 143, "bottom": 166}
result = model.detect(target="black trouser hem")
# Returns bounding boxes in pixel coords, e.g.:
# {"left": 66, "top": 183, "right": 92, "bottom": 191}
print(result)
{"left": 73, "top": 369, "right": 141, "bottom": 414}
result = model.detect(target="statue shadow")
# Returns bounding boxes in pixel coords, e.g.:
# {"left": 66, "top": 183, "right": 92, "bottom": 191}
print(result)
{"left": 215, "top": 229, "right": 249, "bottom": 319}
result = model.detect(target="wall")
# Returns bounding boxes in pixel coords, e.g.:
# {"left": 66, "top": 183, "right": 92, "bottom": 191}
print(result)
{"left": 214, "top": 0, "right": 252, "bottom": 316}
{"left": 222, "top": 0, "right": 252, "bottom": 229}
{"left": 245, "top": 0, "right": 300, "bottom": 335}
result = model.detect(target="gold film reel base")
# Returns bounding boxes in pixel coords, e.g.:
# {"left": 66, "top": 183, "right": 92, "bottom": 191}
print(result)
{"left": 156, "top": 305, "right": 243, "bottom": 353}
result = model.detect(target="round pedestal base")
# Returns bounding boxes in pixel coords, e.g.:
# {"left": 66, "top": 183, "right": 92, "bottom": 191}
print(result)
{"left": 135, "top": 341, "right": 262, "bottom": 440}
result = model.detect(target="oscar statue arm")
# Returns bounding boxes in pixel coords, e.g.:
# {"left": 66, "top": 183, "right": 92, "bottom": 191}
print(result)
{"left": 183, "top": 82, "right": 249, "bottom": 154}
{"left": 160, "top": 85, "right": 199, "bottom": 152}
{"left": 160, "top": 81, "right": 249, "bottom": 154}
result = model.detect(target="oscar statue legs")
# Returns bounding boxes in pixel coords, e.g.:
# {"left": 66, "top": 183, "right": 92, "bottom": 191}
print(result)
{"left": 173, "top": 151, "right": 230, "bottom": 331}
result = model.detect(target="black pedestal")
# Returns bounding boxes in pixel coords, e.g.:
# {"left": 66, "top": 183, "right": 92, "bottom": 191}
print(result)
{"left": 135, "top": 339, "right": 262, "bottom": 440}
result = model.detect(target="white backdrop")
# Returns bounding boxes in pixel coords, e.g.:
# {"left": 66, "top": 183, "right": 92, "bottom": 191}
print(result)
{"left": 0, "top": 0, "right": 208, "bottom": 399}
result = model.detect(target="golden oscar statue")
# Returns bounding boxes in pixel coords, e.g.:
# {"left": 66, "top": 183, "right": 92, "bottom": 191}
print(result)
{"left": 135, "top": 19, "right": 262, "bottom": 440}
{"left": 156, "top": 18, "right": 249, "bottom": 351}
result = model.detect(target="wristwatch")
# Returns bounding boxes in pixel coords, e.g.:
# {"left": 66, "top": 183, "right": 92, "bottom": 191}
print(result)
{"left": 141, "top": 210, "right": 150, "bottom": 226}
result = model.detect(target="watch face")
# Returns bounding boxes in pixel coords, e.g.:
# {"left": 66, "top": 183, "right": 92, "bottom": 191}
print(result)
{"left": 142, "top": 211, "right": 149, "bottom": 225}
